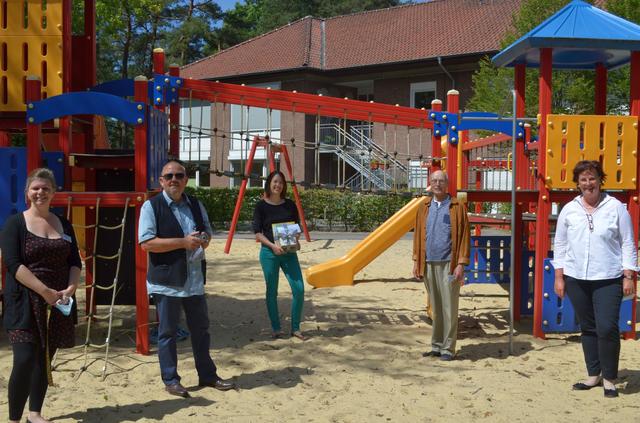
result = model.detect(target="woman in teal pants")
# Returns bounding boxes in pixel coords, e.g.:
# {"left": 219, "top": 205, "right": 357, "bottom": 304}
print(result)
{"left": 253, "top": 171, "right": 306, "bottom": 340}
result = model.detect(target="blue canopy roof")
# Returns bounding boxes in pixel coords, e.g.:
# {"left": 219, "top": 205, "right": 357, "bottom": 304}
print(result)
{"left": 492, "top": 0, "right": 640, "bottom": 70}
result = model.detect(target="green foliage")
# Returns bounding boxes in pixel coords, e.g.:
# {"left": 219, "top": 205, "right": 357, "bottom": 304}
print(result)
{"left": 187, "top": 187, "right": 413, "bottom": 232}
{"left": 467, "top": 0, "right": 638, "bottom": 117}
{"left": 213, "top": 0, "right": 262, "bottom": 51}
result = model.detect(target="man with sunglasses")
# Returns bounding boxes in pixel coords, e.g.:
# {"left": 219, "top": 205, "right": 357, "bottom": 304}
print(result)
{"left": 138, "top": 159, "right": 234, "bottom": 398}
{"left": 412, "top": 170, "right": 470, "bottom": 361}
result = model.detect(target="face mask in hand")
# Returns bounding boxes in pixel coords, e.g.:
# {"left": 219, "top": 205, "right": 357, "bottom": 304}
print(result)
{"left": 54, "top": 297, "right": 74, "bottom": 316}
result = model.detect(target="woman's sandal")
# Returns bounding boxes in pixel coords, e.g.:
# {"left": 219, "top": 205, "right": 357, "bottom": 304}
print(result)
{"left": 291, "top": 331, "right": 307, "bottom": 341}
{"left": 572, "top": 377, "right": 602, "bottom": 391}
{"left": 271, "top": 330, "right": 285, "bottom": 339}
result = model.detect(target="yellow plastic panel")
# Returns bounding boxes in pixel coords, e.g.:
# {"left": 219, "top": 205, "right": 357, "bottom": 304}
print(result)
{"left": 0, "top": 1, "right": 63, "bottom": 111}
{"left": 546, "top": 114, "right": 638, "bottom": 190}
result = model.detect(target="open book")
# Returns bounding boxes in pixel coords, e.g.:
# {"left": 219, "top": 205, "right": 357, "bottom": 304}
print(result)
{"left": 272, "top": 222, "right": 301, "bottom": 253}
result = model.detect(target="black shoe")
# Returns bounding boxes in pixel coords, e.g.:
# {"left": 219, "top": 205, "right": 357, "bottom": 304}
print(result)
{"left": 439, "top": 353, "right": 454, "bottom": 361}
{"left": 604, "top": 388, "right": 619, "bottom": 398}
{"left": 165, "top": 382, "right": 190, "bottom": 398}
{"left": 422, "top": 350, "right": 441, "bottom": 358}
{"left": 200, "top": 377, "right": 236, "bottom": 391}
{"left": 572, "top": 380, "right": 602, "bottom": 391}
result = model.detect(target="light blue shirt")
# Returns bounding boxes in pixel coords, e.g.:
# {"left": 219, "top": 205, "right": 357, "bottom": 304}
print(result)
{"left": 138, "top": 190, "right": 213, "bottom": 297}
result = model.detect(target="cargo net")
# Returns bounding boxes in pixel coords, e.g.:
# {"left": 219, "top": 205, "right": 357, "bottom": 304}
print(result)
{"left": 51, "top": 197, "right": 130, "bottom": 381}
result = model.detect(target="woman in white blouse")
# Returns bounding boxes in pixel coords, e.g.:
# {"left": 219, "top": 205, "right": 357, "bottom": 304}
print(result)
{"left": 553, "top": 160, "right": 637, "bottom": 398}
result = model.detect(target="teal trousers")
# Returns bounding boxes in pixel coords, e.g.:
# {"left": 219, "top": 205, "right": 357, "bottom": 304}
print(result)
{"left": 259, "top": 246, "right": 305, "bottom": 332}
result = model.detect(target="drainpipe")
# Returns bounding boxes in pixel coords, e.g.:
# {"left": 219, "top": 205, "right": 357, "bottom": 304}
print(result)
{"left": 437, "top": 56, "right": 455, "bottom": 90}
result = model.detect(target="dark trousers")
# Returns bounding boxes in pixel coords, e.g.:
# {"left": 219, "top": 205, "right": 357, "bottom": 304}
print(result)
{"left": 8, "top": 343, "right": 51, "bottom": 420}
{"left": 155, "top": 294, "right": 218, "bottom": 386}
{"left": 564, "top": 275, "right": 622, "bottom": 380}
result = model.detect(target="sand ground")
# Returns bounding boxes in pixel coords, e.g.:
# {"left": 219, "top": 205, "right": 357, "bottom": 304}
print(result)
{"left": 1, "top": 237, "right": 639, "bottom": 422}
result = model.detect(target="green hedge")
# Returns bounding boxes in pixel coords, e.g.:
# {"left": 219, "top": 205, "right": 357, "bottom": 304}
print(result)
{"left": 186, "top": 187, "right": 414, "bottom": 232}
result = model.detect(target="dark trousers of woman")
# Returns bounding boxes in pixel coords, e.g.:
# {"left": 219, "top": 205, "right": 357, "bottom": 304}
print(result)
{"left": 564, "top": 276, "right": 622, "bottom": 380}
{"left": 8, "top": 343, "right": 53, "bottom": 421}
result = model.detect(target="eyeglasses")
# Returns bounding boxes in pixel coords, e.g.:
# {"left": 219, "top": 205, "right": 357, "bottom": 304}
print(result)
{"left": 586, "top": 213, "right": 594, "bottom": 232}
{"left": 161, "top": 172, "right": 185, "bottom": 180}
{"left": 431, "top": 179, "right": 447, "bottom": 185}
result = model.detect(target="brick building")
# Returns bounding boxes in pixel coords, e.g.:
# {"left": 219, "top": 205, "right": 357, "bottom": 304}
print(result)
{"left": 181, "top": 0, "right": 522, "bottom": 188}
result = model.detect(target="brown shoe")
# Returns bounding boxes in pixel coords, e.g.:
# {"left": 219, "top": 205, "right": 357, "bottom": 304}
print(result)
{"left": 199, "top": 378, "right": 236, "bottom": 391}
{"left": 165, "top": 382, "right": 190, "bottom": 398}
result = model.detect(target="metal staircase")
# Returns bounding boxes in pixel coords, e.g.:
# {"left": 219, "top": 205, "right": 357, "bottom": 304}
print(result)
{"left": 319, "top": 123, "right": 407, "bottom": 190}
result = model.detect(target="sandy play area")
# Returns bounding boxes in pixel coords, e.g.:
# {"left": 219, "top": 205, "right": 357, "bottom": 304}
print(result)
{"left": 1, "top": 236, "right": 639, "bottom": 422}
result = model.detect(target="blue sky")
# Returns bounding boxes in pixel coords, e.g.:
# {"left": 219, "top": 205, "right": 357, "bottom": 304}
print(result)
{"left": 218, "top": 0, "right": 241, "bottom": 11}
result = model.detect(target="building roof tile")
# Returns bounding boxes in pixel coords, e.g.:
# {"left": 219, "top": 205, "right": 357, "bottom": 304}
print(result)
{"left": 182, "top": 0, "right": 523, "bottom": 79}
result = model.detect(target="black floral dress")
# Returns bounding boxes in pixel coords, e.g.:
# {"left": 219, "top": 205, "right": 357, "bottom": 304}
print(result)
{"left": 7, "top": 232, "right": 75, "bottom": 349}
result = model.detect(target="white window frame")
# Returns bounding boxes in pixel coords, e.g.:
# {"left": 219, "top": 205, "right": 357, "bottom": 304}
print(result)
{"left": 410, "top": 81, "right": 437, "bottom": 108}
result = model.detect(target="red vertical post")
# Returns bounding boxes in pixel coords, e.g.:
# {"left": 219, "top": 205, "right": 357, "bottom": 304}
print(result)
{"left": 625, "top": 51, "right": 640, "bottom": 340}
{"left": 431, "top": 99, "right": 443, "bottom": 172}
{"left": 153, "top": 48, "right": 165, "bottom": 76}
{"left": 134, "top": 76, "right": 150, "bottom": 355}
{"left": 62, "top": 0, "right": 72, "bottom": 93}
{"left": 58, "top": 117, "right": 71, "bottom": 190}
{"left": 224, "top": 139, "right": 259, "bottom": 254}
{"left": 474, "top": 170, "right": 482, "bottom": 236}
{"left": 26, "top": 77, "right": 42, "bottom": 173}
{"left": 446, "top": 90, "right": 459, "bottom": 197}
{"left": 595, "top": 63, "right": 607, "bottom": 115}
{"left": 280, "top": 146, "right": 311, "bottom": 242}
{"left": 85, "top": 0, "right": 97, "bottom": 86}
{"left": 152, "top": 49, "right": 166, "bottom": 113}
{"left": 533, "top": 48, "right": 553, "bottom": 339}
{"left": 0, "top": 131, "right": 9, "bottom": 147}
{"left": 169, "top": 64, "right": 180, "bottom": 157}
{"left": 58, "top": 0, "right": 73, "bottom": 188}
{"left": 513, "top": 63, "right": 527, "bottom": 321}
{"left": 268, "top": 145, "right": 277, "bottom": 172}
{"left": 460, "top": 130, "right": 469, "bottom": 191}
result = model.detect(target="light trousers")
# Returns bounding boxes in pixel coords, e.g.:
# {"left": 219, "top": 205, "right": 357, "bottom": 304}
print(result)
{"left": 424, "top": 261, "right": 460, "bottom": 355}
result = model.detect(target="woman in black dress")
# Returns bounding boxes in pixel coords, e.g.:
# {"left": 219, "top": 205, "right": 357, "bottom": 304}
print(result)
{"left": 1, "top": 168, "right": 81, "bottom": 423}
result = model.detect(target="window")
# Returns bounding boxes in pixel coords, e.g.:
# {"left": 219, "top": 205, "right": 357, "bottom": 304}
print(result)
{"left": 230, "top": 82, "right": 281, "bottom": 150}
{"left": 230, "top": 160, "right": 264, "bottom": 188}
{"left": 408, "top": 160, "right": 429, "bottom": 189}
{"left": 179, "top": 99, "right": 211, "bottom": 162}
{"left": 410, "top": 81, "right": 436, "bottom": 109}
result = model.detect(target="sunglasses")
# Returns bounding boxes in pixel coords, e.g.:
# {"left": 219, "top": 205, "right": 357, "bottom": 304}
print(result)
{"left": 161, "top": 172, "right": 185, "bottom": 180}
{"left": 586, "top": 214, "right": 594, "bottom": 232}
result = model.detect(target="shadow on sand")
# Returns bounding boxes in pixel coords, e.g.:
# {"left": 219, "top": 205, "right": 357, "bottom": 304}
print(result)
{"left": 54, "top": 397, "right": 215, "bottom": 422}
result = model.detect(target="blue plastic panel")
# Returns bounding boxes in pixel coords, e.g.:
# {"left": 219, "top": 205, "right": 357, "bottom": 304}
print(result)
{"left": 465, "top": 236, "right": 511, "bottom": 284}
{"left": 151, "top": 74, "right": 183, "bottom": 107}
{"left": 91, "top": 79, "right": 135, "bottom": 97}
{"left": 519, "top": 249, "right": 536, "bottom": 316}
{"left": 0, "top": 149, "right": 64, "bottom": 227}
{"left": 91, "top": 76, "right": 183, "bottom": 107}
{"left": 147, "top": 108, "right": 169, "bottom": 190}
{"left": 0, "top": 148, "right": 27, "bottom": 227}
{"left": 428, "top": 110, "right": 526, "bottom": 141}
{"left": 26, "top": 92, "right": 145, "bottom": 125}
{"left": 542, "top": 259, "right": 634, "bottom": 333}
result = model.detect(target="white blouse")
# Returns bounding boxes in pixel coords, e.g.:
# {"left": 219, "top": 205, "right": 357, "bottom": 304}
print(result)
{"left": 553, "top": 194, "right": 638, "bottom": 280}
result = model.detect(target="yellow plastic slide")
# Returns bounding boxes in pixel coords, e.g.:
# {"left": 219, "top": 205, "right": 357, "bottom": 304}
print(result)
{"left": 305, "top": 196, "right": 423, "bottom": 288}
